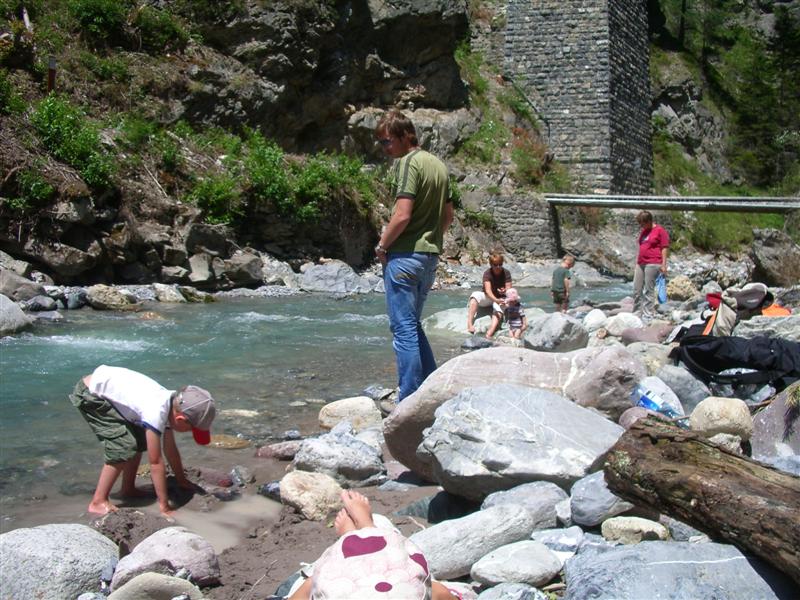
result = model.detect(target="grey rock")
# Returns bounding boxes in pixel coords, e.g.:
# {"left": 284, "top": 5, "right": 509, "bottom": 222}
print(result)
{"left": 601, "top": 516, "right": 669, "bottom": 544}
{"left": 765, "top": 455, "right": 800, "bottom": 476}
{"left": 0, "top": 523, "right": 117, "bottom": 599}
{"left": 409, "top": 504, "right": 535, "bottom": 580}
{"left": 732, "top": 315, "right": 800, "bottom": 341}
{"left": 107, "top": 572, "right": 204, "bottom": 600}
{"left": 524, "top": 312, "right": 589, "bottom": 352}
{"left": 659, "top": 515, "right": 704, "bottom": 542}
{"left": 161, "top": 265, "right": 190, "bottom": 283}
{"left": 570, "top": 471, "right": 634, "bottom": 527}
{"left": 0, "top": 268, "right": 45, "bottom": 301}
{"left": 222, "top": 251, "right": 264, "bottom": 286}
{"left": 625, "top": 341, "right": 672, "bottom": 375}
{"left": 532, "top": 525, "right": 585, "bottom": 553}
{"left": 184, "top": 223, "right": 232, "bottom": 256}
{"left": 481, "top": 482, "right": 568, "bottom": 531}
{"left": 291, "top": 421, "right": 385, "bottom": 487}
{"left": 22, "top": 294, "right": 57, "bottom": 311}
{"left": 188, "top": 253, "right": 214, "bottom": 284}
{"left": 299, "top": 260, "right": 376, "bottom": 294}
{"left": 477, "top": 583, "right": 547, "bottom": 600}
{"left": 751, "top": 382, "right": 800, "bottom": 460}
{"left": 564, "top": 541, "right": 782, "bottom": 600}
{"left": 111, "top": 526, "right": 220, "bottom": 590}
{"left": 751, "top": 228, "right": 800, "bottom": 287}
{"left": 66, "top": 288, "right": 88, "bottom": 309}
{"left": 555, "top": 497, "right": 572, "bottom": 526}
{"left": 563, "top": 345, "right": 647, "bottom": 420}
{"left": 655, "top": 364, "right": 710, "bottom": 414}
{"left": 152, "top": 283, "right": 186, "bottom": 303}
{"left": 417, "top": 384, "right": 624, "bottom": 500}
{"left": 86, "top": 284, "right": 135, "bottom": 310}
{"left": 32, "top": 309, "right": 63, "bottom": 322}
{"left": 0, "top": 293, "right": 33, "bottom": 336}
{"left": 0, "top": 250, "right": 32, "bottom": 277}
{"left": 470, "top": 540, "right": 561, "bottom": 587}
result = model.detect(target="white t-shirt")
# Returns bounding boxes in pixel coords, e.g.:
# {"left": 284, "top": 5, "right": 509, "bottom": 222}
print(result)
{"left": 88, "top": 365, "right": 174, "bottom": 434}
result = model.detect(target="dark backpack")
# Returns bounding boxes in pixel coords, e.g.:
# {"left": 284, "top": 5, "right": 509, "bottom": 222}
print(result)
{"left": 670, "top": 335, "right": 800, "bottom": 391}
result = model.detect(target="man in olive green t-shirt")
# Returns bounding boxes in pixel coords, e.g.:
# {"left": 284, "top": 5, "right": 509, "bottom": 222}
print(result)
{"left": 374, "top": 110, "right": 454, "bottom": 402}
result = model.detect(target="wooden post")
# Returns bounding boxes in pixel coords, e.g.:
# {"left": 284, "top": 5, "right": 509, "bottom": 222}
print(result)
{"left": 604, "top": 417, "right": 800, "bottom": 585}
{"left": 47, "top": 56, "right": 56, "bottom": 92}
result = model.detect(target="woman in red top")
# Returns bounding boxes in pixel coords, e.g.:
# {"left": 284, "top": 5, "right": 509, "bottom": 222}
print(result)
{"left": 633, "top": 210, "right": 669, "bottom": 321}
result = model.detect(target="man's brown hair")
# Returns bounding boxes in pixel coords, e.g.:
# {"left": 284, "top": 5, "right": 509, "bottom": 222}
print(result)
{"left": 376, "top": 110, "right": 419, "bottom": 145}
{"left": 636, "top": 210, "right": 653, "bottom": 226}
{"left": 489, "top": 252, "right": 504, "bottom": 266}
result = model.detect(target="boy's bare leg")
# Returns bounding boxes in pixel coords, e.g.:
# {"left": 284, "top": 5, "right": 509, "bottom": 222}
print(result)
{"left": 341, "top": 489, "right": 375, "bottom": 529}
{"left": 89, "top": 463, "right": 124, "bottom": 515}
{"left": 466, "top": 299, "right": 478, "bottom": 333}
{"left": 120, "top": 452, "right": 151, "bottom": 497}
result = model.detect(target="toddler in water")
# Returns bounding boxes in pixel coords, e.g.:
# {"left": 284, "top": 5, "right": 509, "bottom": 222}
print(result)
{"left": 503, "top": 288, "right": 527, "bottom": 339}
{"left": 288, "top": 490, "right": 462, "bottom": 600}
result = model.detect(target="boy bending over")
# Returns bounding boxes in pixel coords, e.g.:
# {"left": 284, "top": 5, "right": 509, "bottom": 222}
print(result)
{"left": 70, "top": 365, "right": 216, "bottom": 518}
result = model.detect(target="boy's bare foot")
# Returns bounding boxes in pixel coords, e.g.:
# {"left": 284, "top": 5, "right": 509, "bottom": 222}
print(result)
{"left": 334, "top": 508, "right": 356, "bottom": 536}
{"left": 340, "top": 490, "right": 375, "bottom": 530}
{"left": 467, "top": 325, "right": 475, "bottom": 334}
{"left": 87, "top": 500, "right": 118, "bottom": 516}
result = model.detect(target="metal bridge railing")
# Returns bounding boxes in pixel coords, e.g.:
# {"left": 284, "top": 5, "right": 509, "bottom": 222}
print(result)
{"left": 544, "top": 194, "right": 800, "bottom": 213}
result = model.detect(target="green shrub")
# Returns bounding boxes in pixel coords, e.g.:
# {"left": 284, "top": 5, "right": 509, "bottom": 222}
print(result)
{"left": 689, "top": 212, "right": 784, "bottom": 254}
{"left": 454, "top": 41, "right": 488, "bottom": 107}
{"left": 119, "top": 114, "right": 157, "bottom": 149}
{"left": 460, "top": 117, "right": 508, "bottom": 164}
{"left": 246, "top": 134, "right": 292, "bottom": 212}
{"left": 6, "top": 169, "right": 54, "bottom": 213}
{"left": 79, "top": 51, "right": 129, "bottom": 80}
{"left": 461, "top": 208, "right": 496, "bottom": 230}
{"left": 497, "top": 87, "right": 536, "bottom": 125}
{"left": 187, "top": 174, "right": 242, "bottom": 224}
{"left": 155, "top": 134, "right": 181, "bottom": 172}
{"left": 31, "top": 94, "right": 114, "bottom": 189}
{"left": 132, "top": 6, "right": 188, "bottom": 53}
{"left": 0, "top": 68, "right": 25, "bottom": 113}
{"left": 68, "top": 0, "right": 131, "bottom": 47}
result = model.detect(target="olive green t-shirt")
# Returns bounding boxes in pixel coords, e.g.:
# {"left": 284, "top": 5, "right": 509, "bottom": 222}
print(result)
{"left": 389, "top": 149, "right": 451, "bottom": 254}
{"left": 551, "top": 265, "right": 572, "bottom": 292}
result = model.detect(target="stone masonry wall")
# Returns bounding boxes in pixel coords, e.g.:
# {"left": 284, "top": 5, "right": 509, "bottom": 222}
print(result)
{"left": 484, "top": 194, "right": 557, "bottom": 258}
{"left": 504, "top": 0, "right": 651, "bottom": 194}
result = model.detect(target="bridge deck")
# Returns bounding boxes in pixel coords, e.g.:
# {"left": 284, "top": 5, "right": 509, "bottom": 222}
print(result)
{"left": 544, "top": 194, "right": 800, "bottom": 213}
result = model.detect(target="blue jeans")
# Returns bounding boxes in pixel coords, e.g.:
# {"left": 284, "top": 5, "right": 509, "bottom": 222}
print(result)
{"left": 384, "top": 252, "right": 439, "bottom": 401}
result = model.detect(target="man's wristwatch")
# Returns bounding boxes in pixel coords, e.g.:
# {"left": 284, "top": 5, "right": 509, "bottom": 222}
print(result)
{"left": 375, "top": 244, "right": 387, "bottom": 254}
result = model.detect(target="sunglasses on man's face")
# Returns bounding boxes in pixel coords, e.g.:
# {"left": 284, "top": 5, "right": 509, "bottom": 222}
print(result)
{"left": 377, "top": 138, "right": 393, "bottom": 147}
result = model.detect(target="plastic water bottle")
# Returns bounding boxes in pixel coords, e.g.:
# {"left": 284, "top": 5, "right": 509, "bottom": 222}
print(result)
{"left": 632, "top": 385, "right": 688, "bottom": 427}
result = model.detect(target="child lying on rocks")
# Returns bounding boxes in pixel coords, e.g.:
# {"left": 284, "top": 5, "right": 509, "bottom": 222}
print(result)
{"left": 287, "top": 490, "right": 461, "bottom": 600}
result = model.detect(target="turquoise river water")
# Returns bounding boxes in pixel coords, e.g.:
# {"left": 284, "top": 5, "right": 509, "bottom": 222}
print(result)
{"left": 0, "top": 284, "right": 627, "bottom": 533}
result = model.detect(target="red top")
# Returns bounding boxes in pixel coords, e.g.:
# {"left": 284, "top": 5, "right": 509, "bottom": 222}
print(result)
{"left": 637, "top": 225, "right": 669, "bottom": 265}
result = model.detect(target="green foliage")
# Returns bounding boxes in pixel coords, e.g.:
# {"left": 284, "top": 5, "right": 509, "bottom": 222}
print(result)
{"left": 172, "top": 0, "right": 244, "bottom": 23}
{"left": 454, "top": 41, "right": 488, "bottom": 107}
{"left": 539, "top": 162, "right": 573, "bottom": 193}
{"left": 132, "top": 6, "right": 188, "bottom": 53}
{"left": 461, "top": 208, "right": 496, "bottom": 230}
{"left": 0, "top": 68, "right": 25, "bottom": 113}
{"left": 244, "top": 133, "right": 375, "bottom": 223}
{"left": 156, "top": 134, "right": 181, "bottom": 173}
{"left": 686, "top": 212, "right": 784, "bottom": 254}
{"left": 68, "top": 0, "right": 132, "bottom": 47}
{"left": 6, "top": 169, "right": 55, "bottom": 213}
{"left": 79, "top": 51, "right": 129, "bottom": 80}
{"left": 187, "top": 174, "right": 242, "bottom": 224}
{"left": 497, "top": 87, "right": 536, "bottom": 126}
{"left": 460, "top": 117, "right": 508, "bottom": 164}
{"left": 119, "top": 114, "right": 157, "bottom": 149}
{"left": 31, "top": 94, "right": 114, "bottom": 189}
{"left": 449, "top": 176, "right": 463, "bottom": 209}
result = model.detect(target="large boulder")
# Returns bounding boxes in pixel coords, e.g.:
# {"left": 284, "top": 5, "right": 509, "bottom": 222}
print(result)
{"left": 300, "top": 260, "right": 376, "bottom": 294}
{"left": 107, "top": 572, "right": 204, "bottom": 600}
{"left": 732, "top": 315, "right": 800, "bottom": 341}
{"left": 564, "top": 541, "right": 783, "bottom": 599}
{"left": 751, "top": 382, "right": 800, "bottom": 460}
{"left": 111, "top": 526, "right": 220, "bottom": 590}
{"left": 384, "top": 347, "right": 618, "bottom": 479}
{"left": 279, "top": 470, "right": 343, "bottom": 521}
{"left": 689, "top": 396, "right": 753, "bottom": 441}
{"left": 86, "top": 284, "right": 135, "bottom": 310}
{"left": 221, "top": 250, "right": 264, "bottom": 286}
{"left": 409, "top": 504, "right": 535, "bottom": 580}
{"left": 0, "top": 268, "right": 46, "bottom": 300}
{"left": 0, "top": 293, "right": 33, "bottom": 336}
{"left": 318, "top": 396, "right": 382, "bottom": 432}
{"left": 470, "top": 540, "right": 561, "bottom": 587}
{"left": 417, "top": 384, "right": 624, "bottom": 500}
{"left": 751, "top": 228, "right": 800, "bottom": 287}
{"left": 0, "top": 523, "right": 118, "bottom": 599}
{"left": 524, "top": 313, "right": 589, "bottom": 352}
{"left": 569, "top": 471, "right": 634, "bottom": 527}
{"left": 655, "top": 364, "right": 710, "bottom": 414}
{"left": 481, "top": 482, "right": 568, "bottom": 531}
{"left": 562, "top": 346, "right": 647, "bottom": 420}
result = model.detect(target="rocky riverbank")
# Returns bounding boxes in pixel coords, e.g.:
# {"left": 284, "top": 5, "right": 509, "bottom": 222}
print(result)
{"left": 1, "top": 255, "right": 799, "bottom": 598}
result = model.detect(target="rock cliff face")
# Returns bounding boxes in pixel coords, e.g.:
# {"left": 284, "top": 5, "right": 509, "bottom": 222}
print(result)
{"left": 177, "top": 0, "right": 469, "bottom": 151}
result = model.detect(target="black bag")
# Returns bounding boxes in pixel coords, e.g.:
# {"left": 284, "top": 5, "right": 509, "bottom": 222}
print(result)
{"left": 670, "top": 335, "right": 800, "bottom": 391}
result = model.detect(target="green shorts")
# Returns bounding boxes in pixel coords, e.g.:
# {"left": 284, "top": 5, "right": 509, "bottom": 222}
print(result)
{"left": 552, "top": 290, "right": 568, "bottom": 305}
{"left": 69, "top": 379, "right": 146, "bottom": 464}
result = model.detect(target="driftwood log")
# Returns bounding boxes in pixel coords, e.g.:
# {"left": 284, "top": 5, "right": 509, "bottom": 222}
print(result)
{"left": 604, "top": 417, "right": 800, "bottom": 585}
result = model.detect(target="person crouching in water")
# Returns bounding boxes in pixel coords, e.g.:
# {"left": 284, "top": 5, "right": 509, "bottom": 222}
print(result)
{"left": 70, "top": 365, "right": 216, "bottom": 518}
{"left": 503, "top": 287, "right": 527, "bottom": 339}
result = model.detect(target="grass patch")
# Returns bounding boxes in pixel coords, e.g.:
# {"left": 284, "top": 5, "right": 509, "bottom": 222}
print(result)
{"left": 0, "top": 68, "right": 25, "bottom": 113}
{"left": 5, "top": 168, "right": 55, "bottom": 214}
{"left": 31, "top": 93, "right": 114, "bottom": 189}
{"left": 682, "top": 211, "right": 785, "bottom": 254}
{"left": 454, "top": 40, "right": 488, "bottom": 108}
{"left": 459, "top": 116, "right": 508, "bottom": 164}
{"left": 461, "top": 208, "right": 497, "bottom": 230}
